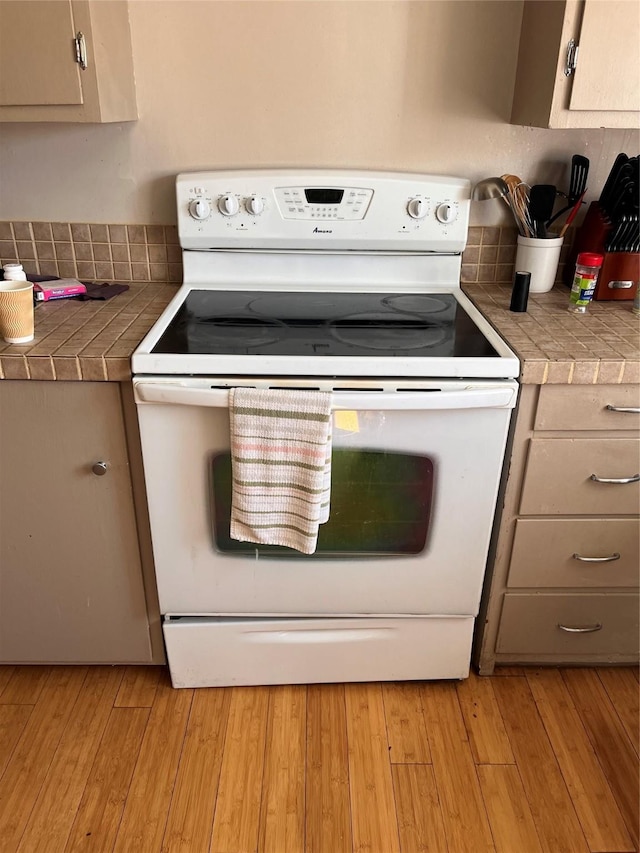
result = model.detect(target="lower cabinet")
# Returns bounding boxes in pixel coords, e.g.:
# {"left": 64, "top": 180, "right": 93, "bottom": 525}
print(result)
{"left": 0, "top": 380, "right": 162, "bottom": 663}
{"left": 475, "top": 382, "right": 640, "bottom": 673}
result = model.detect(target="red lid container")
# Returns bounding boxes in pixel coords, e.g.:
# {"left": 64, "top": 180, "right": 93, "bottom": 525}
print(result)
{"left": 576, "top": 252, "right": 604, "bottom": 268}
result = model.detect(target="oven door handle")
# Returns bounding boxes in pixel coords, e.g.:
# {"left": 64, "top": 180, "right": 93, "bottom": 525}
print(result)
{"left": 134, "top": 382, "right": 517, "bottom": 411}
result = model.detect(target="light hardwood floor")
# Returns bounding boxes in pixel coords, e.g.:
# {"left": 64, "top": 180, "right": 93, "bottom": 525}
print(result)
{"left": 0, "top": 665, "right": 637, "bottom": 853}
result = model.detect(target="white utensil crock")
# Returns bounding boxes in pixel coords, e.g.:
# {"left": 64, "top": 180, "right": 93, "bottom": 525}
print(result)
{"left": 515, "top": 235, "right": 563, "bottom": 293}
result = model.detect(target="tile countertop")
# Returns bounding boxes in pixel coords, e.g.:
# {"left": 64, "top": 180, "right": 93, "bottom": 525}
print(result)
{"left": 0, "top": 282, "right": 176, "bottom": 381}
{"left": 463, "top": 283, "right": 640, "bottom": 385}
{"left": 0, "top": 281, "right": 638, "bottom": 384}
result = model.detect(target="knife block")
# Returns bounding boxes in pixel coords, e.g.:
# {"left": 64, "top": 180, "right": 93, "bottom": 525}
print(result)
{"left": 564, "top": 202, "right": 639, "bottom": 301}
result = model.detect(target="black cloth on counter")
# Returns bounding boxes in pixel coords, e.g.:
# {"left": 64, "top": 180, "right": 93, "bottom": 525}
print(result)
{"left": 79, "top": 282, "right": 130, "bottom": 300}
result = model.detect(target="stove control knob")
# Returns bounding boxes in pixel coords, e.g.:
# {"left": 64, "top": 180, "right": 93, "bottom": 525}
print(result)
{"left": 435, "top": 203, "right": 457, "bottom": 224}
{"left": 189, "top": 198, "right": 211, "bottom": 220}
{"left": 218, "top": 194, "right": 239, "bottom": 216}
{"left": 245, "top": 195, "right": 264, "bottom": 216}
{"left": 407, "top": 197, "right": 428, "bottom": 219}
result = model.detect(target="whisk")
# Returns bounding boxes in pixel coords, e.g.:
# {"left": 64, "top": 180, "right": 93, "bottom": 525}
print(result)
{"left": 501, "top": 174, "right": 534, "bottom": 237}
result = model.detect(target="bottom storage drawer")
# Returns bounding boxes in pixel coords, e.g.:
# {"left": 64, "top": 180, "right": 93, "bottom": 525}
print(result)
{"left": 497, "top": 593, "right": 639, "bottom": 657}
{"left": 164, "top": 615, "right": 474, "bottom": 687}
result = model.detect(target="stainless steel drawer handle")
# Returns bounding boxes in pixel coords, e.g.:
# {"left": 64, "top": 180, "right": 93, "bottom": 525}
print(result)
{"left": 606, "top": 405, "right": 640, "bottom": 414}
{"left": 590, "top": 473, "right": 640, "bottom": 484}
{"left": 572, "top": 552, "right": 621, "bottom": 563}
{"left": 557, "top": 623, "right": 603, "bottom": 634}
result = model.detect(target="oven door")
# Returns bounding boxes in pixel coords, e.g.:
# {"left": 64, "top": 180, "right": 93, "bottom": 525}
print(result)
{"left": 134, "top": 377, "right": 517, "bottom": 617}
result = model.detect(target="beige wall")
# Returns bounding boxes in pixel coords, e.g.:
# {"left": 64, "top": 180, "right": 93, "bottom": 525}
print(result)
{"left": 0, "top": 0, "right": 638, "bottom": 225}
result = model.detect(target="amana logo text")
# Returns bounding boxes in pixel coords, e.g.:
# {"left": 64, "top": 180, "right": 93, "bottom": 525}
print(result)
{"left": 312, "top": 227, "right": 333, "bottom": 234}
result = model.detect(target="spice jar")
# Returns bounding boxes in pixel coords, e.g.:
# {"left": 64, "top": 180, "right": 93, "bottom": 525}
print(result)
{"left": 568, "top": 252, "right": 604, "bottom": 314}
{"left": 2, "top": 263, "right": 28, "bottom": 282}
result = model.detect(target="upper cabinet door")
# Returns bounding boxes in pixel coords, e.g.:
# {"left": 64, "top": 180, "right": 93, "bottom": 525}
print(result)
{"left": 511, "top": 0, "right": 640, "bottom": 128}
{"left": 0, "top": 1, "right": 83, "bottom": 107}
{"left": 568, "top": 1, "right": 640, "bottom": 111}
{"left": 0, "top": 0, "right": 137, "bottom": 122}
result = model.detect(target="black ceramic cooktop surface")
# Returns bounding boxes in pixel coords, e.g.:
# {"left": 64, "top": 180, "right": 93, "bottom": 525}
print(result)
{"left": 152, "top": 290, "right": 500, "bottom": 359}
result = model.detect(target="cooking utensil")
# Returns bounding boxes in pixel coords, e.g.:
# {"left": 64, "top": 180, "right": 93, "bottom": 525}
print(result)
{"left": 472, "top": 177, "right": 509, "bottom": 200}
{"left": 547, "top": 154, "right": 590, "bottom": 226}
{"left": 559, "top": 189, "right": 587, "bottom": 238}
{"left": 501, "top": 174, "right": 533, "bottom": 236}
{"left": 569, "top": 155, "right": 589, "bottom": 204}
{"left": 529, "top": 184, "right": 557, "bottom": 238}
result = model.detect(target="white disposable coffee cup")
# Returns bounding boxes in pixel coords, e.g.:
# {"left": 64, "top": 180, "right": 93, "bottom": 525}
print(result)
{"left": 0, "top": 280, "right": 35, "bottom": 343}
{"left": 515, "top": 236, "right": 563, "bottom": 293}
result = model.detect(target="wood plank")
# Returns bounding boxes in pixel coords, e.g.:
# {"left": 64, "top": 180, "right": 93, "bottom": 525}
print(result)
{"left": 112, "top": 681, "right": 193, "bottom": 853}
{"left": 161, "top": 688, "right": 230, "bottom": 853}
{"left": 392, "top": 764, "right": 448, "bottom": 853}
{"left": 382, "top": 682, "right": 431, "bottom": 764}
{"left": 477, "top": 765, "right": 543, "bottom": 853}
{"left": 491, "top": 667, "right": 526, "bottom": 676}
{"left": 17, "top": 667, "right": 124, "bottom": 853}
{"left": 65, "top": 707, "right": 149, "bottom": 853}
{"left": 258, "top": 686, "right": 306, "bottom": 853}
{"left": 114, "top": 665, "right": 165, "bottom": 708}
{"left": 420, "top": 682, "right": 495, "bottom": 853}
{"left": 305, "top": 684, "right": 352, "bottom": 853}
{"left": 598, "top": 667, "right": 640, "bottom": 757}
{"left": 209, "top": 686, "right": 269, "bottom": 853}
{"left": 492, "top": 676, "right": 588, "bottom": 853}
{"left": 0, "top": 669, "right": 15, "bottom": 699}
{"left": 456, "top": 672, "right": 515, "bottom": 765}
{"left": 563, "top": 668, "right": 640, "bottom": 849}
{"left": 0, "top": 666, "right": 88, "bottom": 853}
{"left": 0, "top": 666, "right": 50, "bottom": 705}
{"left": 0, "top": 706, "right": 31, "bottom": 781}
{"left": 344, "top": 683, "right": 401, "bottom": 853}
{"left": 526, "top": 668, "right": 634, "bottom": 852}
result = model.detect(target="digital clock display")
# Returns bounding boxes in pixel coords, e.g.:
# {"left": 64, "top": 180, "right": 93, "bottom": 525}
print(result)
{"left": 304, "top": 188, "right": 344, "bottom": 204}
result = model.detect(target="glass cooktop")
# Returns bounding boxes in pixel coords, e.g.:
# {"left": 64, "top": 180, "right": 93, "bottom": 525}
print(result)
{"left": 152, "top": 290, "right": 500, "bottom": 359}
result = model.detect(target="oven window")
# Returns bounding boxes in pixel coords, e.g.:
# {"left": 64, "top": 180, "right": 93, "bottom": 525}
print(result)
{"left": 210, "top": 450, "right": 434, "bottom": 557}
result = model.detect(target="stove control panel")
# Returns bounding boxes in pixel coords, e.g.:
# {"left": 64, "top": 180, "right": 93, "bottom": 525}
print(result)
{"left": 178, "top": 170, "right": 470, "bottom": 253}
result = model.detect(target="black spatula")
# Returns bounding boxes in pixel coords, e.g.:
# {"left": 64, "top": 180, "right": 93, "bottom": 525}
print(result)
{"left": 529, "top": 184, "right": 557, "bottom": 238}
{"left": 547, "top": 154, "right": 590, "bottom": 226}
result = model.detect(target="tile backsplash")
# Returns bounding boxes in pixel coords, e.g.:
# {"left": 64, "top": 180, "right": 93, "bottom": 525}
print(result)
{"left": 0, "top": 221, "right": 575, "bottom": 285}
{"left": 0, "top": 221, "right": 183, "bottom": 284}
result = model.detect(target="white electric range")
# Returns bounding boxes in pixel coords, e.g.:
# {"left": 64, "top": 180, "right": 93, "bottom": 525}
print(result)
{"left": 133, "top": 170, "right": 518, "bottom": 688}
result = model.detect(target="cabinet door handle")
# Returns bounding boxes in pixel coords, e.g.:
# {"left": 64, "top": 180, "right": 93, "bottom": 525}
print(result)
{"left": 557, "top": 623, "right": 603, "bottom": 633}
{"left": 92, "top": 461, "right": 108, "bottom": 476}
{"left": 590, "top": 473, "right": 640, "bottom": 484}
{"left": 606, "top": 405, "right": 640, "bottom": 414}
{"left": 572, "top": 552, "right": 620, "bottom": 563}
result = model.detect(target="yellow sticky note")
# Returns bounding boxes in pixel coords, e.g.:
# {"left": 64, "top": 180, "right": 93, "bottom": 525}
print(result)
{"left": 335, "top": 410, "right": 359, "bottom": 432}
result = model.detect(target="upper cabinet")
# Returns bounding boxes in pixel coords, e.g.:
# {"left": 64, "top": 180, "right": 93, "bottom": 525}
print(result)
{"left": 0, "top": 0, "right": 137, "bottom": 123}
{"left": 511, "top": 0, "right": 639, "bottom": 129}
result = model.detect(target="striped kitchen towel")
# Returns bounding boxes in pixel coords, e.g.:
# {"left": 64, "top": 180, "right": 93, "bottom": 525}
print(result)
{"left": 229, "top": 387, "right": 333, "bottom": 555}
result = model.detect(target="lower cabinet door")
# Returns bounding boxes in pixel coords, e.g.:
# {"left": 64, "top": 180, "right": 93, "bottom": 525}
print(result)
{"left": 0, "top": 381, "right": 152, "bottom": 663}
{"left": 497, "top": 593, "right": 639, "bottom": 658}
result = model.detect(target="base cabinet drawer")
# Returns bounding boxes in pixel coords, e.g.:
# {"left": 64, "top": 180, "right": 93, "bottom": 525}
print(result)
{"left": 496, "top": 593, "right": 639, "bottom": 657}
{"left": 535, "top": 384, "right": 640, "bottom": 431}
{"left": 509, "top": 518, "right": 640, "bottom": 588}
{"left": 520, "top": 438, "right": 640, "bottom": 515}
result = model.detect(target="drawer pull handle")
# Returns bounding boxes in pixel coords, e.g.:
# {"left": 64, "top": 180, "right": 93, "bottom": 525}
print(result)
{"left": 557, "top": 623, "right": 603, "bottom": 634}
{"left": 590, "top": 473, "right": 640, "bottom": 484}
{"left": 606, "top": 405, "right": 640, "bottom": 414}
{"left": 572, "top": 552, "right": 620, "bottom": 563}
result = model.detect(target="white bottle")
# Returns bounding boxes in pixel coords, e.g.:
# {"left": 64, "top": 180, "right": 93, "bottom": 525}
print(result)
{"left": 2, "top": 263, "right": 28, "bottom": 282}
